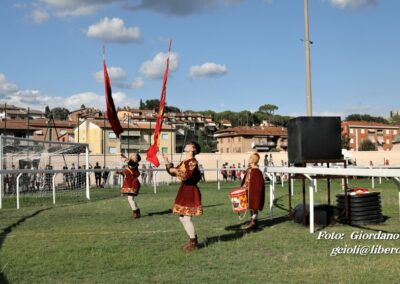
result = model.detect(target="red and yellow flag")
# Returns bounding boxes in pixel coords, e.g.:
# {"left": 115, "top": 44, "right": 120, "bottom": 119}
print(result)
{"left": 146, "top": 40, "right": 172, "bottom": 167}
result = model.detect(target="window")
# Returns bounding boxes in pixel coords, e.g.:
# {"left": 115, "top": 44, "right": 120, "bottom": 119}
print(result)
{"left": 361, "top": 129, "right": 365, "bottom": 134}
{"left": 394, "top": 130, "right": 398, "bottom": 135}
{"left": 227, "top": 148, "right": 230, "bottom": 153}
{"left": 108, "top": 132, "right": 117, "bottom": 139}
{"left": 161, "top": 147, "right": 168, "bottom": 154}
{"left": 386, "top": 130, "right": 390, "bottom": 135}
{"left": 350, "top": 138, "right": 354, "bottom": 144}
{"left": 162, "top": 133, "right": 169, "bottom": 140}
{"left": 108, "top": 147, "right": 117, "bottom": 154}
{"left": 220, "top": 148, "right": 224, "bottom": 153}
{"left": 350, "top": 129, "right": 354, "bottom": 134}
{"left": 386, "top": 139, "right": 390, "bottom": 144}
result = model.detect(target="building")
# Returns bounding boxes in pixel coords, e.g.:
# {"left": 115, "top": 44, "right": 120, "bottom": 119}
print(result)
{"left": 69, "top": 106, "right": 103, "bottom": 122}
{"left": 0, "top": 103, "right": 45, "bottom": 120}
{"left": 214, "top": 126, "right": 288, "bottom": 153}
{"left": 341, "top": 121, "right": 400, "bottom": 151}
{"left": 117, "top": 108, "right": 219, "bottom": 152}
{"left": 0, "top": 118, "right": 77, "bottom": 141}
{"left": 74, "top": 119, "right": 176, "bottom": 155}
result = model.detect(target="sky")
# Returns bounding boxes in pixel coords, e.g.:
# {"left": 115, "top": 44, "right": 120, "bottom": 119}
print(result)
{"left": 0, "top": 0, "right": 399, "bottom": 118}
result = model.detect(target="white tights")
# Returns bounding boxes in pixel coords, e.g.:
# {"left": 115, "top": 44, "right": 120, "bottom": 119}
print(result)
{"left": 251, "top": 210, "right": 258, "bottom": 220}
{"left": 127, "top": 195, "right": 138, "bottom": 210}
{"left": 179, "top": 215, "right": 196, "bottom": 239}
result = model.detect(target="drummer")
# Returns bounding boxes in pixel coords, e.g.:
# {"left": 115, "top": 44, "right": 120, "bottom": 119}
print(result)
{"left": 241, "top": 152, "right": 265, "bottom": 231}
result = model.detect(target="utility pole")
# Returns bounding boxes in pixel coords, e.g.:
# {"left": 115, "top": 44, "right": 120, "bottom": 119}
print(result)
{"left": 304, "top": 0, "right": 313, "bottom": 116}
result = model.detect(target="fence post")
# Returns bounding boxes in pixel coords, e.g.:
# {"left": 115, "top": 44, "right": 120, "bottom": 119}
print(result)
{"left": 291, "top": 178, "right": 294, "bottom": 196}
{"left": 266, "top": 173, "right": 274, "bottom": 220}
{"left": 85, "top": 146, "right": 90, "bottom": 200}
{"left": 314, "top": 179, "right": 318, "bottom": 192}
{"left": 16, "top": 173, "right": 22, "bottom": 209}
{"left": 52, "top": 173, "right": 57, "bottom": 205}
{"left": 304, "top": 174, "right": 315, "bottom": 234}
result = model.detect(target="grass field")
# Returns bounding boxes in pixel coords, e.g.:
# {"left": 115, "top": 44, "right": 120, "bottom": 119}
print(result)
{"left": 1, "top": 179, "right": 399, "bottom": 283}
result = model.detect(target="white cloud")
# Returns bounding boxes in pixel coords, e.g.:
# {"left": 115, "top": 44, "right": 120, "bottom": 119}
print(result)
{"left": 0, "top": 74, "right": 18, "bottom": 95}
{"left": 87, "top": 17, "right": 141, "bottom": 43}
{"left": 188, "top": 62, "right": 228, "bottom": 78}
{"left": 330, "top": 0, "right": 377, "bottom": 9}
{"left": 139, "top": 52, "right": 179, "bottom": 79}
{"left": 130, "top": 77, "right": 144, "bottom": 89}
{"left": 31, "top": 8, "right": 50, "bottom": 24}
{"left": 0, "top": 73, "right": 139, "bottom": 111}
{"left": 94, "top": 67, "right": 144, "bottom": 89}
{"left": 94, "top": 66, "right": 127, "bottom": 83}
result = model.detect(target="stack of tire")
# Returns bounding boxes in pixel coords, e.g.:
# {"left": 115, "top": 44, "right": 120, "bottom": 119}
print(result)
{"left": 336, "top": 192, "right": 383, "bottom": 225}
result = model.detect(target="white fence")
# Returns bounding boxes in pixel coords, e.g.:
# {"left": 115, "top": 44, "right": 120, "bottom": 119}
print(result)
{"left": 265, "top": 166, "right": 400, "bottom": 234}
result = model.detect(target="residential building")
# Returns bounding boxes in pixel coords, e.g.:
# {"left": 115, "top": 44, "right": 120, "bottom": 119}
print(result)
{"left": 0, "top": 103, "right": 45, "bottom": 120}
{"left": 117, "top": 108, "right": 219, "bottom": 152}
{"left": 69, "top": 106, "right": 103, "bottom": 122}
{"left": 341, "top": 121, "right": 400, "bottom": 151}
{"left": 214, "top": 126, "right": 288, "bottom": 153}
{"left": 0, "top": 118, "right": 76, "bottom": 141}
{"left": 74, "top": 119, "right": 176, "bottom": 155}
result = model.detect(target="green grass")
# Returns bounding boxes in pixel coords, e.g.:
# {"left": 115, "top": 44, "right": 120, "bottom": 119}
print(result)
{"left": 1, "top": 179, "right": 400, "bottom": 283}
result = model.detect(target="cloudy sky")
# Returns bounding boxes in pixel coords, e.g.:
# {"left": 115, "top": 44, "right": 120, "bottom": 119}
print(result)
{"left": 0, "top": 0, "right": 399, "bottom": 117}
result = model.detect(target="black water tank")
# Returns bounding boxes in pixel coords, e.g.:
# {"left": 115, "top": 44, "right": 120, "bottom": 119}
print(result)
{"left": 288, "top": 117, "right": 342, "bottom": 164}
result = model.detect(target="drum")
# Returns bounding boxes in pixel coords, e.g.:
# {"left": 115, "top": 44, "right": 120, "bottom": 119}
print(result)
{"left": 228, "top": 188, "right": 247, "bottom": 213}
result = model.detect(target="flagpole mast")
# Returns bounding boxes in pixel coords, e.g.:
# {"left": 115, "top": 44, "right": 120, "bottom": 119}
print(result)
{"left": 304, "top": 0, "right": 313, "bottom": 117}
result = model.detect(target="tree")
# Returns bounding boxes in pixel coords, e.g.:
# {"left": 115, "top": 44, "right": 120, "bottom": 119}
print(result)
{"left": 165, "top": 106, "right": 181, "bottom": 113}
{"left": 51, "top": 107, "right": 69, "bottom": 120}
{"left": 44, "top": 106, "right": 51, "bottom": 118}
{"left": 359, "top": 139, "right": 376, "bottom": 151}
{"left": 143, "top": 99, "right": 160, "bottom": 110}
{"left": 80, "top": 104, "right": 86, "bottom": 109}
{"left": 270, "top": 115, "right": 291, "bottom": 127}
{"left": 345, "top": 114, "right": 389, "bottom": 124}
{"left": 139, "top": 99, "right": 145, "bottom": 109}
{"left": 258, "top": 104, "right": 278, "bottom": 116}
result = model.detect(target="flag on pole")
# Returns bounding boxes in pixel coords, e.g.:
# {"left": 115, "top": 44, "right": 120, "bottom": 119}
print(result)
{"left": 103, "top": 49, "right": 123, "bottom": 138}
{"left": 146, "top": 40, "right": 172, "bottom": 167}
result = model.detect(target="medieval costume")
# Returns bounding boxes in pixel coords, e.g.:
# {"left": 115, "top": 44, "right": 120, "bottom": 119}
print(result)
{"left": 164, "top": 142, "right": 202, "bottom": 252}
{"left": 241, "top": 152, "right": 265, "bottom": 231}
{"left": 120, "top": 154, "right": 141, "bottom": 218}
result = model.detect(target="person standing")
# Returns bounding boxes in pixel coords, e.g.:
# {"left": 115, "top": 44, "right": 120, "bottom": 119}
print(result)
{"left": 241, "top": 152, "right": 265, "bottom": 231}
{"left": 70, "top": 163, "right": 76, "bottom": 189}
{"left": 119, "top": 153, "right": 142, "bottom": 219}
{"left": 94, "top": 162, "right": 102, "bottom": 188}
{"left": 102, "top": 166, "right": 110, "bottom": 187}
{"left": 199, "top": 164, "right": 206, "bottom": 182}
{"left": 221, "top": 163, "right": 228, "bottom": 182}
{"left": 162, "top": 141, "right": 202, "bottom": 252}
{"left": 140, "top": 164, "right": 147, "bottom": 184}
{"left": 147, "top": 165, "right": 154, "bottom": 184}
